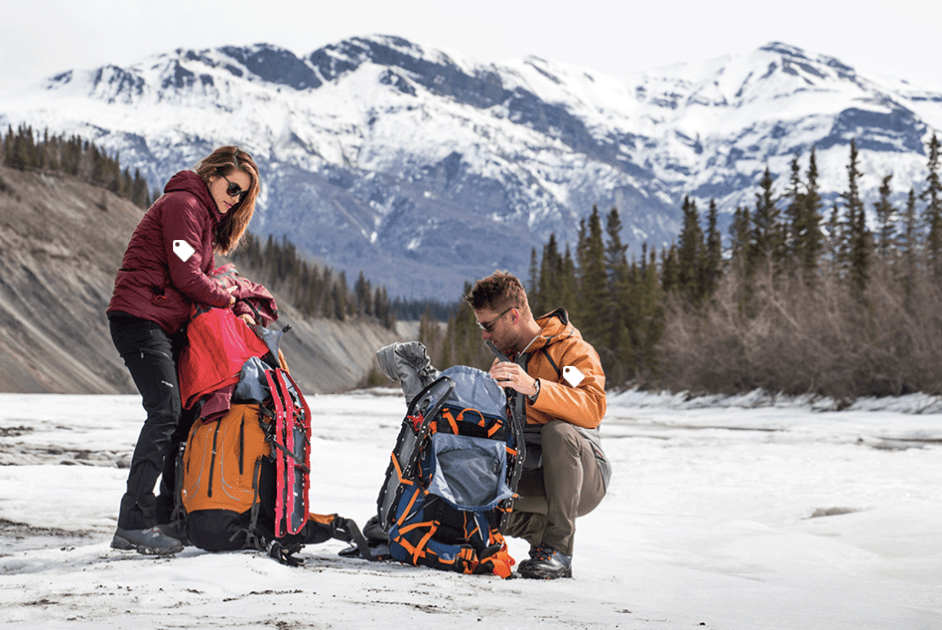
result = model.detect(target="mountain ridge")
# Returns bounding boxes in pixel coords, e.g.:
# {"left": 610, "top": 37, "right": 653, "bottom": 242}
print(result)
{"left": 3, "top": 36, "right": 940, "bottom": 298}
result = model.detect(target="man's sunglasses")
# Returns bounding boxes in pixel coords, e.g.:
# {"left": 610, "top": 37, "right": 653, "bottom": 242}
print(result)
{"left": 219, "top": 172, "right": 249, "bottom": 202}
{"left": 476, "top": 306, "right": 514, "bottom": 333}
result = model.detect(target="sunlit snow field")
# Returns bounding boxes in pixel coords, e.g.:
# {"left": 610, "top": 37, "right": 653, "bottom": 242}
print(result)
{"left": 0, "top": 389, "right": 940, "bottom": 629}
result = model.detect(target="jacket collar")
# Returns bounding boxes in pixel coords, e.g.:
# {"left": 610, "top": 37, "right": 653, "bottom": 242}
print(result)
{"left": 517, "top": 308, "right": 575, "bottom": 356}
{"left": 164, "top": 170, "right": 224, "bottom": 223}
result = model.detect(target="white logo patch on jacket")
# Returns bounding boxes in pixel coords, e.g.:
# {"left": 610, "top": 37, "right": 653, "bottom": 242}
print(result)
{"left": 563, "top": 366, "right": 584, "bottom": 387}
{"left": 172, "top": 240, "right": 196, "bottom": 262}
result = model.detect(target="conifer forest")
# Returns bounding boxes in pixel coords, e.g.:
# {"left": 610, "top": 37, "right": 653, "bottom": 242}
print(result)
{"left": 429, "top": 135, "right": 942, "bottom": 403}
{"left": 6, "top": 124, "right": 942, "bottom": 400}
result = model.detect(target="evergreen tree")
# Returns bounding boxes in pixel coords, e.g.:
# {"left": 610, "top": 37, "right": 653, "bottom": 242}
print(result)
{"left": 374, "top": 286, "right": 395, "bottom": 329}
{"left": 354, "top": 271, "right": 373, "bottom": 316}
{"left": 538, "top": 233, "right": 562, "bottom": 315}
{"left": 751, "top": 165, "right": 784, "bottom": 271}
{"left": 901, "top": 188, "right": 919, "bottom": 306}
{"left": 704, "top": 198, "right": 722, "bottom": 299}
{"left": 841, "top": 139, "right": 871, "bottom": 299}
{"left": 131, "top": 168, "right": 150, "bottom": 207}
{"left": 622, "top": 245, "right": 665, "bottom": 379}
{"left": 528, "top": 248, "right": 540, "bottom": 311}
{"left": 873, "top": 173, "right": 897, "bottom": 260}
{"left": 578, "top": 207, "right": 608, "bottom": 345}
{"left": 728, "top": 206, "right": 752, "bottom": 267}
{"left": 660, "top": 245, "right": 679, "bottom": 294}
{"left": 784, "top": 153, "right": 803, "bottom": 268}
{"left": 559, "top": 244, "right": 577, "bottom": 316}
{"left": 921, "top": 133, "right": 942, "bottom": 277}
{"left": 799, "top": 147, "right": 824, "bottom": 283}
{"left": 603, "top": 208, "right": 630, "bottom": 379}
{"left": 825, "top": 201, "right": 844, "bottom": 275}
{"left": 332, "top": 271, "right": 348, "bottom": 320}
{"left": 676, "top": 195, "right": 705, "bottom": 305}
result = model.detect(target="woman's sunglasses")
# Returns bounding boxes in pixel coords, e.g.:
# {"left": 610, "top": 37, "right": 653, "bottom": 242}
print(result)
{"left": 219, "top": 173, "right": 249, "bottom": 202}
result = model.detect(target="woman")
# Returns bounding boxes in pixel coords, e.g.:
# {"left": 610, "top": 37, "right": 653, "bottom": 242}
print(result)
{"left": 107, "top": 146, "right": 260, "bottom": 554}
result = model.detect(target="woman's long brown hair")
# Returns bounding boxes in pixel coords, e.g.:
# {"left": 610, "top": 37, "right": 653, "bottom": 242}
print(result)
{"left": 195, "top": 146, "right": 260, "bottom": 255}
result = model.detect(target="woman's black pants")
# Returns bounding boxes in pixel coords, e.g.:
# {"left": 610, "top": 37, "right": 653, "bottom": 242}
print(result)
{"left": 109, "top": 314, "right": 190, "bottom": 530}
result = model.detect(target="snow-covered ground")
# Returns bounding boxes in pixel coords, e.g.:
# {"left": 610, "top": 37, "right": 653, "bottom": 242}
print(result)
{"left": 0, "top": 389, "right": 939, "bottom": 629}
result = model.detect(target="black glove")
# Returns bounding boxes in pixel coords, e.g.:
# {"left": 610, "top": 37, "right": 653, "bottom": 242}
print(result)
{"left": 267, "top": 539, "right": 304, "bottom": 567}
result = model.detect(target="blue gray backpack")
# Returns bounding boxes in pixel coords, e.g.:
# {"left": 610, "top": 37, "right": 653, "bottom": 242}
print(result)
{"left": 375, "top": 364, "right": 525, "bottom": 577}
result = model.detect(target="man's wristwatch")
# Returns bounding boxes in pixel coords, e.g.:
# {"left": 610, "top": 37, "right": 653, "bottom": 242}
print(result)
{"left": 528, "top": 378, "right": 540, "bottom": 402}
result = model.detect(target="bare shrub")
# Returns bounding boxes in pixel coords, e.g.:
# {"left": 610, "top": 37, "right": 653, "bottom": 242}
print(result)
{"left": 656, "top": 263, "right": 942, "bottom": 401}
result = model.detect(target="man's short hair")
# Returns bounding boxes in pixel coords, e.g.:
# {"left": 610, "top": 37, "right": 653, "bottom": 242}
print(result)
{"left": 466, "top": 270, "right": 528, "bottom": 313}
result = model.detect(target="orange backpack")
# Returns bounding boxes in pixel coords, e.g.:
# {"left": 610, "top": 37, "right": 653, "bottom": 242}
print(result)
{"left": 180, "top": 367, "right": 312, "bottom": 548}
{"left": 181, "top": 403, "right": 271, "bottom": 515}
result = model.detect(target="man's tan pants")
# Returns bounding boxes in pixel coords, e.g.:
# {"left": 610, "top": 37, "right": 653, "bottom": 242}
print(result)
{"left": 504, "top": 420, "right": 606, "bottom": 555}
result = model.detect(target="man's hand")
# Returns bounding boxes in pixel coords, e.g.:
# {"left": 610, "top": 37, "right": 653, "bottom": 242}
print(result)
{"left": 489, "top": 361, "right": 538, "bottom": 397}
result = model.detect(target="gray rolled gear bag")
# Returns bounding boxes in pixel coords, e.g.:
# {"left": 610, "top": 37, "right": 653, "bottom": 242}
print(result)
{"left": 376, "top": 341, "right": 441, "bottom": 404}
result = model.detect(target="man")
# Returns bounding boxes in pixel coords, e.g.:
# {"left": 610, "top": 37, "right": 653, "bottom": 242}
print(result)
{"left": 466, "top": 270, "right": 610, "bottom": 579}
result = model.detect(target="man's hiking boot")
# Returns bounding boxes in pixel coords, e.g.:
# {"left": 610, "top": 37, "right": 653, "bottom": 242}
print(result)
{"left": 111, "top": 526, "right": 184, "bottom": 555}
{"left": 518, "top": 544, "right": 572, "bottom": 579}
{"left": 516, "top": 545, "right": 541, "bottom": 574}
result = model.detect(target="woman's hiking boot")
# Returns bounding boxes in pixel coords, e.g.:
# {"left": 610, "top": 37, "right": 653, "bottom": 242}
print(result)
{"left": 111, "top": 526, "right": 184, "bottom": 555}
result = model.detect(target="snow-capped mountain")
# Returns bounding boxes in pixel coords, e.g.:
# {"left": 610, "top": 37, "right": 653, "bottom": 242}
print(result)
{"left": 2, "top": 37, "right": 940, "bottom": 298}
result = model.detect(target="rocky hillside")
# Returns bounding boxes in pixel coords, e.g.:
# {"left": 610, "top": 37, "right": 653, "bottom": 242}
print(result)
{"left": 0, "top": 165, "right": 406, "bottom": 395}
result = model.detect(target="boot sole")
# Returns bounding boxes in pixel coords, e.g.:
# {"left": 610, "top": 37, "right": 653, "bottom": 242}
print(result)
{"left": 519, "top": 565, "right": 573, "bottom": 579}
{"left": 111, "top": 534, "right": 182, "bottom": 555}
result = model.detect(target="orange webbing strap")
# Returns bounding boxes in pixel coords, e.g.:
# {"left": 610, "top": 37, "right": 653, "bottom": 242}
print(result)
{"left": 309, "top": 512, "right": 336, "bottom": 525}
{"left": 456, "top": 408, "right": 487, "bottom": 427}
{"left": 441, "top": 409, "right": 460, "bottom": 435}
{"left": 409, "top": 521, "right": 439, "bottom": 564}
{"left": 390, "top": 451, "right": 413, "bottom": 486}
{"left": 466, "top": 518, "right": 481, "bottom": 540}
{"left": 398, "top": 519, "right": 436, "bottom": 536}
{"left": 457, "top": 547, "right": 477, "bottom": 573}
{"left": 393, "top": 520, "right": 439, "bottom": 564}
{"left": 277, "top": 349, "right": 290, "bottom": 373}
{"left": 394, "top": 488, "right": 422, "bottom": 527}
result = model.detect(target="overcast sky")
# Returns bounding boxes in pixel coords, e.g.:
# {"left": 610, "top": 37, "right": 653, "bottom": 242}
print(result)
{"left": 1, "top": 0, "right": 940, "bottom": 91}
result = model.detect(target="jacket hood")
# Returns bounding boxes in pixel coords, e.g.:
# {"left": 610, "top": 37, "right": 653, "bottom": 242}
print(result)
{"left": 164, "top": 171, "right": 222, "bottom": 222}
{"left": 530, "top": 308, "right": 578, "bottom": 352}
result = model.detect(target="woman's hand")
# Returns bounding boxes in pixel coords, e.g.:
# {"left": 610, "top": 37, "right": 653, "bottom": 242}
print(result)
{"left": 224, "top": 284, "right": 254, "bottom": 325}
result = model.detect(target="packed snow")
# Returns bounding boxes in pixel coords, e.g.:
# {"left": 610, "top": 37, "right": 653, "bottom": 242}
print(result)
{"left": 0, "top": 388, "right": 940, "bottom": 629}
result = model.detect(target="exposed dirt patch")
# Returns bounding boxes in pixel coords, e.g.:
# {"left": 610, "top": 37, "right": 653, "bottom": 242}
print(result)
{"left": 0, "top": 441, "right": 128, "bottom": 467}
{"left": 0, "top": 517, "right": 96, "bottom": 539}
{"left": 808, "top": 507, "right": 859, "bottom": 519}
